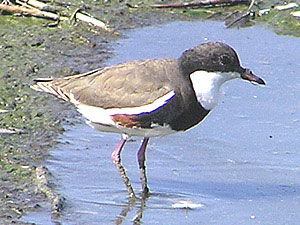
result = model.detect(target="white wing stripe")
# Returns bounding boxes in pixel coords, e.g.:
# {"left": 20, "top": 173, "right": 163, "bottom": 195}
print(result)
{"left": 108, "top": 90, "right": 175, "bottom": 115}
{"left": 73, "top": 91, "right": 175, "bottom": 126}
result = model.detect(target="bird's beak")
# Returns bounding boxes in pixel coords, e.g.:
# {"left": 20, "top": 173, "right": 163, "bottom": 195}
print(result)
{"left": 241, "top": 68, "right": 265, "bottom": 85}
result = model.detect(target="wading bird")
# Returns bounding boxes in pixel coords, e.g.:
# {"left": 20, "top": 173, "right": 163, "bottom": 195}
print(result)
{"left": 32, "top": 42, "right": 265, "bottom": 198}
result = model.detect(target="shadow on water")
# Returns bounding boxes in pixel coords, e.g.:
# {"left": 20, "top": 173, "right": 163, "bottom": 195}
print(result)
{"left": 79, "top": 196, "right": 146, "bottom": 225}
{"left": 75, "top": 181, "right": 300, "bottom": 224}
{"left": 72, "top": 190, "right": 206, "bottom": 224}
{"left": 22, "top": 21, "right": 300, "bottom": 224}
{"left": 114, "top": 199, "right": 144, "bottom": 225}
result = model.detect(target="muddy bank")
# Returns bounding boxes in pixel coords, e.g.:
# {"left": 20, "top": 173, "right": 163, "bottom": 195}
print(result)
{"left": 0, "top": 2, "right": 182, "bottom": 223}
{"left": 1, "top": 0, "right": 300, "bottom": 223}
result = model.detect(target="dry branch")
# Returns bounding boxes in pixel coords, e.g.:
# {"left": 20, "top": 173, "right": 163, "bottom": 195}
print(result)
{"left": 76, "top": 12, "right": 108, "bottom": 30}
{"left": 291, "top": 11, "right": 300, "bottom": 18}
{"left": 151, "top": 0, "right": 250, "bottom": 8}
{"left": 0, "top": 128, "right": 16, "bottom": 135}
{"left": 71, "top": 10, "right": 111, "bottom": 32}
{"left": 225, "top": 11, "right": 250, "bottom": 27}
{"left": 225, "top": 0, "right": 254, "bottom": 28}
{"left": 18, "top": 0, "right": 58, "bottom": 12}
{"left": 0, "top": 4, "right": 59, "bottom": 20}
{"left": 0, "top": 2, "right": 112, "bottom": 31}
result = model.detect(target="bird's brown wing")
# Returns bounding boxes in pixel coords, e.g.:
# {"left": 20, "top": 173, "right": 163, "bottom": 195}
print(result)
{"left": 32, "top": 58, "right": 179, "bottom": 109}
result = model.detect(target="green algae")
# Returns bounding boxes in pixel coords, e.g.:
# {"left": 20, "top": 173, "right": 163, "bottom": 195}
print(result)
{"left": 256, "top": 6, "right": 300, "bottom": 37}
{"left": 0, "top": 8, "right": 91, "bottom": 223}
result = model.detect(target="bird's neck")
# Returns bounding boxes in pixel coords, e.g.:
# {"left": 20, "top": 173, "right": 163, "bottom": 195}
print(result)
{"left": 190, "top": 70, "right": 240, "bottom": 110}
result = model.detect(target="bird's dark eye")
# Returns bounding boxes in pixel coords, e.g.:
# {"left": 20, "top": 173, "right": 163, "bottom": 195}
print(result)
{"left": 219, "top": 54, "right": 231, "bottom": 65}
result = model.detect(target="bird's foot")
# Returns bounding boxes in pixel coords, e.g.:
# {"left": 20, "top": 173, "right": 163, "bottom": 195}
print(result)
{"left": 139, "top": 166, "right": 150, "bottom": 199}
{"left": 141, "top": 186, "right": 150, "bottom": 199}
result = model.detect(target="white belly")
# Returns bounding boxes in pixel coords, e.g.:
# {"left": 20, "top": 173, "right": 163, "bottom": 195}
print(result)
{"left": 87, "top": 120, "right": 177, "bottom": 137}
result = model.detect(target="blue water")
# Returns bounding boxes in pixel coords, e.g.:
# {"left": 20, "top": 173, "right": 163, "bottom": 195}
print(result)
{"left": 22, "top": 21, "right": 300, "bottom": 224}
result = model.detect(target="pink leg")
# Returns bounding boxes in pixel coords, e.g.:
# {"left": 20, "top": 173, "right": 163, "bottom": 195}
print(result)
{"left": 111, "top": 138, "right": 126, "bottom": 164}
{"left": 137, "top": 137, "right": 150, "bottom": 197}
{"left": 111, "top": 137, "right": 136, "bottom": 198}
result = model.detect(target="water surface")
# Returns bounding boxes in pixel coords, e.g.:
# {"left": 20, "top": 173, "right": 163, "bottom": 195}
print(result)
{"left": 23, "top": 21, "right": 300, "bottom": 224}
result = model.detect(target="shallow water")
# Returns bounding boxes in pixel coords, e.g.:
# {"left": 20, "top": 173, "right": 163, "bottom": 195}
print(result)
{"left": 23, "top": 21, "right": 300, "bottom": 224}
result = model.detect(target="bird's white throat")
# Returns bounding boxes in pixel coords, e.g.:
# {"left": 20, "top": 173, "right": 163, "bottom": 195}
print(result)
{"left": 190, "top": 70, "right": 240, "bottom": 110}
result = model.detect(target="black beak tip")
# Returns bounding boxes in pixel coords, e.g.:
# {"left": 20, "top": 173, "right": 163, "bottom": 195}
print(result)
{"left": 242, "top": 68, "right": 266, "bottom": 86}
{"left": 257, "top": 77, "right": 266, "bottom": 85}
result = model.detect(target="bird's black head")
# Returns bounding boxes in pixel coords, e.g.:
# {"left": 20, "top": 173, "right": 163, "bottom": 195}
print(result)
{"left": 178, "top": 42, "right": 265, "bottom": 85}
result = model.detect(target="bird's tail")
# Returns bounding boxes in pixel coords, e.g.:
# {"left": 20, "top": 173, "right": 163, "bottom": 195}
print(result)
{"left": 31, "top": 77, "right": 54, "bottom": 92}
{"left": 31, "top": 77, "right": 70, "bottom": 102}
{"left": 31, "top": 67, "right": 104, "bottom": 101}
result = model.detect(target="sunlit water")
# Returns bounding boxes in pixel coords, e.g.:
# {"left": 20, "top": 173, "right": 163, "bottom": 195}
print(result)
{"left": 22, "top": 21, "right": 300, "bottom": 224}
